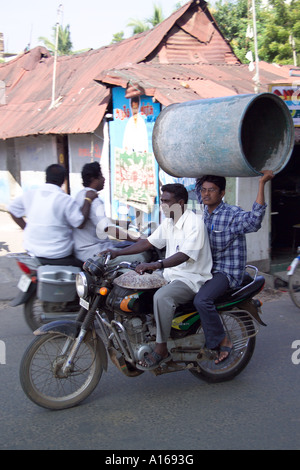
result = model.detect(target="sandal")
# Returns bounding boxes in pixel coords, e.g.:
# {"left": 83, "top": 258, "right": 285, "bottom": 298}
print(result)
{"left": 215, "top": 345, "right": 232, "bottom": 365}
{"left": 137, "top": 350, "right": 172, "bottom": 371}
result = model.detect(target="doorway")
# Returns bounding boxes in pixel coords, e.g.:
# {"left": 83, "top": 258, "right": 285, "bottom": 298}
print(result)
{"left": 271, "top": 143, "right": 300, "bottom": 267}
{"left": 56, "top": 135, "right": 70, "bottom": 194}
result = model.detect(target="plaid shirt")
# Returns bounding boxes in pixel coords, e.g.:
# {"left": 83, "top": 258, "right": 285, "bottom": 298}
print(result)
{"left": 196, "top": 197, "right": 267, "bottom": 288}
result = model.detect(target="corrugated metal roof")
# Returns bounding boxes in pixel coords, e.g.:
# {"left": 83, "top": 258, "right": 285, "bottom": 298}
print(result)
{"left": 0, "top": 0, "right": 296, "bottom": 139}
{"left": 0, "top": 47, "right": 111, "bottom": 138}
{"left": 0, "top": 1, "right": 193, "bottom": 139}
{"left": 97, "top": 61, "right": 293, "bottom": 105}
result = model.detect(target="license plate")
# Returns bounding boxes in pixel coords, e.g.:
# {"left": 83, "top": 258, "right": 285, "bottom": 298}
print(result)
{"left": 17, "top": 275, "right": 31, "bottom": 292}
{"left": 80, "top": 298, "right": 89, "bottom": 310}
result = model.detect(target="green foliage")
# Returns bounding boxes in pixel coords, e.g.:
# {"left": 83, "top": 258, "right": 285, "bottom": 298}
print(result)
{"left": 145, "top": 4, "right": 165, "bottom": 26}
{"left": 111, "top": 32, "right": 125, "bottom": 44}
{"left": 127, "top": 19, "right": 150, "bottom": 34}
{"left": 127, "top": 3, "right": 164, "bottom": 35}
{"left": 39, "top": 24, "right": 73, "bottom": 56}
{"left": 211, "top": 0, "right": 300, "bottom": 65}
{"left": 112, "top": 2, "right": 184, "bottom": 43}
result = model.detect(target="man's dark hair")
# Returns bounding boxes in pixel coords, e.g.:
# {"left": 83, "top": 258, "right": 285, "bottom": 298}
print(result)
{"left": 161, "top": 183, "right": 189, "bottom": 204}
{"left": 81, "top": 161, "right": 102, "bottom": 187}
{"left": 131, "top": 96, "right": 140, "bottom": 106}
{"left": 46, "top": 164, "right": 67, "bottom": 187}
{"left": 196, "top": 175, "right": 226, "bottom": 193}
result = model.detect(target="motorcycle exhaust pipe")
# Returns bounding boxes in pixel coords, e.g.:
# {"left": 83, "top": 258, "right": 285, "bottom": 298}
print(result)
{"left": 107, "top": 346, "right": 142, "bottom": 377}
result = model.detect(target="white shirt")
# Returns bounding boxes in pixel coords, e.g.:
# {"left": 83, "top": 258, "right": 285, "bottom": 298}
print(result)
{"left": 148, "top": 209, "right": 212, "bottom": 293}
{"left": 73, "top": 188, "right": 115, "bottom": 262}
{"left": 123, "top": 114, "right": 149, "bottom": 153}
{"left": 8, "top": 183, "right": 84, "bottom": 258}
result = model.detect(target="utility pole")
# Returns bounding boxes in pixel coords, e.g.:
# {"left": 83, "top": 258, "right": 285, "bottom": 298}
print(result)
{"left": 50, "top": 4, "right": 63, "bottom": 109}
{"left": 252, "top": 0, "right": 260, "bottom": 93}
{"left": 289, "top": 34, "right": 297, "bottom": 67}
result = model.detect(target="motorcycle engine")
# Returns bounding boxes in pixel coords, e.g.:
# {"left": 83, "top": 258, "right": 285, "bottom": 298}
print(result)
{"left": 123, "top": 317, "right": 154, "bottom": 361}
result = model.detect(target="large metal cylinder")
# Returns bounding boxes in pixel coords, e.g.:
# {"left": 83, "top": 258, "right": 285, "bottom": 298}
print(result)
{"left": 152, "top": 93, "right": 295, "bottom": 177}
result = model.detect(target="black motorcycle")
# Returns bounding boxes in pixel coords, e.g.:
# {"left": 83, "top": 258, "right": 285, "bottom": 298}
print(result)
{"left": 20, "top": 255, "right": 266, "bottom": 410}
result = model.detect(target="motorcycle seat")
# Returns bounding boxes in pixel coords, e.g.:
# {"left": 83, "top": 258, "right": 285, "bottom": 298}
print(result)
{"left": 215, "top": 274, "right": 265, "bottom": 306}
{"left": 175, "top": 273, "right": 265, "bottom": 312}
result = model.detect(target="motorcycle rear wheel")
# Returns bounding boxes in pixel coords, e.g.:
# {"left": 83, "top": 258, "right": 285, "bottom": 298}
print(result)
{"left": 24, "top": 294, "right": 44, "bottom": 331}
{"left": 20, "top": 331, "right": 104, "bottom": 410}
{"left": 24, "top": 294, "right": 79, "bottom": 331}
{"left": 190, "top": 311, "right": 256, "bottom": 383}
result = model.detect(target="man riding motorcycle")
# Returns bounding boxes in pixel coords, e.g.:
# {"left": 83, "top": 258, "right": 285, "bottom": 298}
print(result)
{"left": 73, "top": 161, "right": 150, "bottom": 266}
{"left": 194, "top": 170, "right": 274, "bottom": 363}
{"left": 8, "top": 164, "right": 97, "bottom": 267}
{"left": 101, "top": 183, "right": 213, "bottom": 370}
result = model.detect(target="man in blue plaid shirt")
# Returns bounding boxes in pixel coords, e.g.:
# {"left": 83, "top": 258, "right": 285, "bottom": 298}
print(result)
{"left": 194, "top": 171, "right": 274, "bottom": 364}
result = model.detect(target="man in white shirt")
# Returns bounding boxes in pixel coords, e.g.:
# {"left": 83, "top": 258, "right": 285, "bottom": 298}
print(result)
{"left": 73, "top": 161, "right": 148, "bottom": 264}
{"left": 101, "top": 183, "right": 212, "bottom": 370}
{"left": 122, "top": 96, "right": 149, "bottom": 153}
{"left": 8, "top": 164, "right": 97, "bottom": 267}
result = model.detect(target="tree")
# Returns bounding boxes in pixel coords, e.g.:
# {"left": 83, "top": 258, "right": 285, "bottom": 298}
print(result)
{"left": 111, "top": 32, "right": 125, "bottom": 44}
{"left": 111, "top": 2, "right": 183, "bottom": 43}
{"left": 145, "top": 4, "right": 165, "bottom": 27}
{"left": 127, "top": 19, "right": 150, "bottom": 35}
{"left": 211, "top": 0, "right": 300, "bottom": 65}
{"left": 258, "top": 0, "right": 300, "bottom": 65}
{"left": 39, "top": 24, "right": 73, "bottom": 55}
{"left": 127, "top": 3, "right": 165, "bottom": 35}
{"left": 212, "top": 0, "right": 260, "bottom": 63}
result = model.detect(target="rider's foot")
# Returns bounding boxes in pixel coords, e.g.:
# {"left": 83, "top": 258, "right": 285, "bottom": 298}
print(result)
{"left": 137, "top": 343, "right": 171, "bottom": 370}
{"left": 215, "top": 337, "right": 233, "bottom": 364}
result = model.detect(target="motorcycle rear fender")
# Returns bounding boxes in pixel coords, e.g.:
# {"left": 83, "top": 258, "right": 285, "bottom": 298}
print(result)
{"left": 33, "top": 319, "right": 108, "bottom": 371}
{"left": 10, "top": 282, "right": 36, "bottom": 307}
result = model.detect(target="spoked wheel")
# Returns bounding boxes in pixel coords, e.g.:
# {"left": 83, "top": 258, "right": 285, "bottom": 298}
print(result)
{"left": 20, "top": 331, "right": 104, "bottom": 410}
{"left": 289, "top": 263, "right": 300, "bottom": 309}
{"left": 190, "top": 311, "right": 256, "bottom": 383}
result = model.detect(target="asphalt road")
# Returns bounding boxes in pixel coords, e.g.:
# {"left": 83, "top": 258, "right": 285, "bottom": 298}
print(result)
{"left": 0, "top": 210, "right": 299, "bottom": 451}
{"left": 0, "top": 293, "right": 300, "bottom": 451}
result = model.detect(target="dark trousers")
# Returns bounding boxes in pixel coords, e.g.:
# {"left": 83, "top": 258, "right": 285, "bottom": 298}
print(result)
{"left": 193, "top": 272, "right": 230, "bottom": 349}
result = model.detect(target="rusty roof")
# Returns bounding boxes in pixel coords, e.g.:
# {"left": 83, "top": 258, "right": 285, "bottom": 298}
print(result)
{"left": 96, "top": 61, "right": 293, "bottom": 106}
{"left": 0, "top": 0, "right": 296, "bottom": 140}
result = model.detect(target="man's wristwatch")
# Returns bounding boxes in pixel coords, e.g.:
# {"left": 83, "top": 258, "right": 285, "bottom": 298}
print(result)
{"left": 158, "top": 259, "right": 164, "bottom": 269}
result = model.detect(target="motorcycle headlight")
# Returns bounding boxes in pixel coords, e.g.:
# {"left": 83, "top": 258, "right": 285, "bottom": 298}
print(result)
{"left": 76, "top": 272, "right": 89, "bottom": 298}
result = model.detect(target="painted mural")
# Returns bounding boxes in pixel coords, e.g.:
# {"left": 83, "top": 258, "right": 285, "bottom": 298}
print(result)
{"left": 110, "top": 88, "right": 161, "bottom": 226}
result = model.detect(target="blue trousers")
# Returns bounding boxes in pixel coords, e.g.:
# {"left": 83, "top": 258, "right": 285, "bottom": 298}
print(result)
{"left": 193, "top": 272, "right": 229, "bottom": 349}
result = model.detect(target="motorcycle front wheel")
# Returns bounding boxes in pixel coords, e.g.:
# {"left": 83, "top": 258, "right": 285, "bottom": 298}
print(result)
{"left": 289, "top": 263, "right": 300, "bottom": 309}
{"left": 190, "top": 311, "right": 256, "bottom": 383}
{"left": 20, "top": 331, "right": 104, "bottom": 410}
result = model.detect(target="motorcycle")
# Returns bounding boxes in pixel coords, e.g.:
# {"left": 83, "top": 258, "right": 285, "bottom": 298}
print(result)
{"left": 9, "top": 223, "right": 159, "bottom": 331}
{"left": 19, "top": 254, "right": 266, "bottom": 410}
{"left": 8, "top": 252, "right": 81, "bottom": 331}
